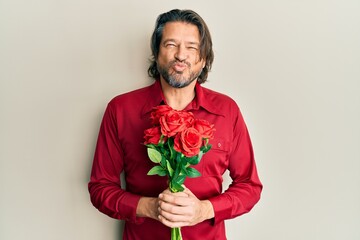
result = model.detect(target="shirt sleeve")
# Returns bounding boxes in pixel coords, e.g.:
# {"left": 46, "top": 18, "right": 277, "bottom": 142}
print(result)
{"left": 208, "top": 106, "right": 263, "bottom": 224}
{"left": 88, "top": 103, "right": 144, "bottom": 224}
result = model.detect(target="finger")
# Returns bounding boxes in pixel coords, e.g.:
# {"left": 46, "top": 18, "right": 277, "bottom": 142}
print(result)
{"left": 161, "top": 188, "right": 172, "bottom": 194}
{"left": 161, "top": 188, "right": 188, "bottom": 197}
{"left": 159, "top": 193, "right": 190, "bottom": 206}
{"left": 158, "top": 200, "right": 192, "bottom": 215}
{"left": 158, "top": 207, "right": 190, "bottom": 222}
{"left": 158, "top": 214, "right": 189, "bottom": 228}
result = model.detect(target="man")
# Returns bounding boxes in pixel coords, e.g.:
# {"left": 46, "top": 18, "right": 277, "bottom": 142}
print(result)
{"left": 89, "top": 9, "right": 262, "bottom": 240}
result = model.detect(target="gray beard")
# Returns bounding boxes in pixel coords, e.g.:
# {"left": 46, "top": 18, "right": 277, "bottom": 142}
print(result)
{"left": 157, "top": 61, "right": 202, "bottom": 88}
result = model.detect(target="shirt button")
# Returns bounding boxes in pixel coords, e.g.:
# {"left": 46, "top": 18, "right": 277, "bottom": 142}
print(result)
{"left": 217, "top": 143, "right": 222, "bottom": 148}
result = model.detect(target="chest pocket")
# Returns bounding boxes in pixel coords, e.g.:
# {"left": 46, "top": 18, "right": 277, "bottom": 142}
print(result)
{"left": 212, "top": 138, "right": 229, "bottom": 152}
{"left": 198, "top": 137, "right": 230, "bottom": 177}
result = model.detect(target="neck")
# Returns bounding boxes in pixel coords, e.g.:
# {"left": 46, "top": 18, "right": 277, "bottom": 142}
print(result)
{"left": 160, "top": 78, "right": 196, "bottom": 110}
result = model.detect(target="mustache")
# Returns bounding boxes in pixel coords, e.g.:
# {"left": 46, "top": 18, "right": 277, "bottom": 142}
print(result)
{"left": 168, "top": 59, "right": 191, "bottom": 68}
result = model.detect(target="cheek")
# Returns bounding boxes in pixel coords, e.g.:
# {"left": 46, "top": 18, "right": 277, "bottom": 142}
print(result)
{"left": 157, "top": 56, "right": 174, "bottom": 69}
{"left": 157, "top": 49, "right": 175, "bottom": 61}
{"left": 191, "top": 61, "right": 205, "bottom": 72}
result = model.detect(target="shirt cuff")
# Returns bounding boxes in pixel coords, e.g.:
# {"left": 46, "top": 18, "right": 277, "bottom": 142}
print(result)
{"left": 120, "top": 193, "right": 145, "bottom": 224}
{"left": 208, "top": 195, "right": 232, "bottom": 225}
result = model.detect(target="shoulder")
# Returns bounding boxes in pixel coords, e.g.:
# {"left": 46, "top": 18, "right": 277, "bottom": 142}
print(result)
{"left": 105, "top": 82, "right": 159, "bottom": 115}
{"left": 202, "top": 86, "right": 237, "bottom": 104}
{"left": 200, "top": 85, "right": 240, "bottom": 114}
{"left": 109, "top": 84, "right": 153, "bottom": 106}
{"left": 104, "top": 81, "right": 162, "bottom": 118}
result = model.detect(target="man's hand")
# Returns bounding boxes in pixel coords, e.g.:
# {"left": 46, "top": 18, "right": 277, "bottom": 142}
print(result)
{"left": 157, "top": 186, "right": 214, "bottom": 228}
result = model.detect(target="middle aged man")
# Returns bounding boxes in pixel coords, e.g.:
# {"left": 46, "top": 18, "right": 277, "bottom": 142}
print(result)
{"left": 89, "top": 9, "right": 262, "bottom": 240}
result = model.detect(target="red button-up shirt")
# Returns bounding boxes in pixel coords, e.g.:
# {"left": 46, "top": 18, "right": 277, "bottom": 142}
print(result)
{"left": 88, "top": 81, "right": 262, "bottom": 240}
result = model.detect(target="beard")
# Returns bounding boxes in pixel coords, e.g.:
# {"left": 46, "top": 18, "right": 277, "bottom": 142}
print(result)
{"left": 157, "top": 60, "right": 202, "bottom": 88}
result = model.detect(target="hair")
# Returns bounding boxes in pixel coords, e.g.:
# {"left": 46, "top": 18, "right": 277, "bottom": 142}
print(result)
{"left": 147, "top": 9, "right": 214, "bottom": 84}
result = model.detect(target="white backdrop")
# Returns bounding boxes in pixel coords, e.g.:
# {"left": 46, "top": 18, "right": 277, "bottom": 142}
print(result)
{"left": 1, "top": 1, "right": 359, "bottom": 239}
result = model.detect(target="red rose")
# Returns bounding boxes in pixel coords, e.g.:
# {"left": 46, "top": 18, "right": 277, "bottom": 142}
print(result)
{"left": 174, "top": 127, "right": 202, "bottom": 157}
{"left": 144, "top": 126, "right": 166, "bottom": 145}
{"left": 177, "top": 110, "right": 195, "bottom": 127}
{"left": 193, "top": 119, "right": 215, "bottom": 140}
{"left": 150, "top": 105, "right": 173, "bottom": 125}
{"left": 159, "top": 110, "right": 194, "bottom": 137}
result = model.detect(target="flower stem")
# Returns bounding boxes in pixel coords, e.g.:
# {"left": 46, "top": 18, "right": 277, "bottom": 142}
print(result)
{"left": 171, "top": 227, "right": 182, "bottom": 240}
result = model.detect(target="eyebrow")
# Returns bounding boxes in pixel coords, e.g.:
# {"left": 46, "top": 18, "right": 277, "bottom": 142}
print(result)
{"left": 162, "top": 39, "right": 176, "bottom": 44}
{"left": 162, "top": 39, "right": 200, "bottom": 46}
{"left": 187, "top": 41, "right": 200, "bottom": 46}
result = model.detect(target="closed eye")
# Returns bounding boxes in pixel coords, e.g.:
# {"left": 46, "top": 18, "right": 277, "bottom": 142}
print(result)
{"left": 188, "top": 46, "right": 198, "bottom": 50}
{"left": 165, "top": 43, "right": 176, "bottom": 48}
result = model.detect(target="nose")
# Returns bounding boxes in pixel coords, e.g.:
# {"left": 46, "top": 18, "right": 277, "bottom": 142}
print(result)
{"left": 174, "top": 45, "right": 187, "bottom": 62}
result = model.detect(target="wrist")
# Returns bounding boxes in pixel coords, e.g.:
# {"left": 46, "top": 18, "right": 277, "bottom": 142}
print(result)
{"left": 136, "top": 197, "right": 159, "bottom": 220}
{"left": 201, "top": 200, "right": 215, "bottom": 221}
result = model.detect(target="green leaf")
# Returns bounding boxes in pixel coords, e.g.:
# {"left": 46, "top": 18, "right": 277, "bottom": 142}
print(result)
{"left": 201, "top": 144, "right": 212, "bottom": 153}
{"left": 166, "top": 160, "right": 174, "bottom": 177}
{"left": 180, "top": 164, "right": 188, "bottom": 176}
{"left": 186, "top": 167, "right": 201, "bottom": 178}
{"left": 168, "top": 138, "right": 176, "bottom": 160}
{"left": 170, "top": 181, "right": 184, "bottom": 192}
{"left": 197, "top": 151, "right": 204, "bottom": 163}
{"left": 147, "top": 166, "right": 167, "bottom": 176}
{"left": 175, "top": 151, "right": 182, "bottom": 163}
{"left": 145, "top": 144, "right": 156, "bottom": 149}
{"left": 174, "top": 174, "right": 186, "bottom": 186}
{"left": 186, "top": 155, "right": 200, "bottom": 165}
{"left": 173, "top": 161, "right": 181, "bottom": 179}
{"left": 147, "top": 148, "right": 162, "bottom": 163}
{"left": 160, "top": 155, "right": 167, "bottom": 168}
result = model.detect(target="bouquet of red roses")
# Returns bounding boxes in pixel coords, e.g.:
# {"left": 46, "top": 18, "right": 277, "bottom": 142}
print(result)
{"left": 144, "top": 105, "right": 215, "bottom": 240}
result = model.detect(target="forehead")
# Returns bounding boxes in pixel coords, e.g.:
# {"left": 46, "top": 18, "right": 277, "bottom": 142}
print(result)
{"left": 161, "top": 21, "right": 201, "bottom": 43}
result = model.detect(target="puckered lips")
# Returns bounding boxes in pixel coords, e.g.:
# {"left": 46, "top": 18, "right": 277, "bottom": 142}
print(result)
{"left": 172, "top": 62, "right": 188, "bottom": 72}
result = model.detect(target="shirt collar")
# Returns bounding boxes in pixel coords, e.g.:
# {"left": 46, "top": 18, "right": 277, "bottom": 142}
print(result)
{"left": 141, "top": 80, "right": 165, "bottom": 117}
{"left": 192, "top": 82, "right": 224, "bottom": 116}
{"left": 141, "top": 80, "right": 224, "bottom": 117}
